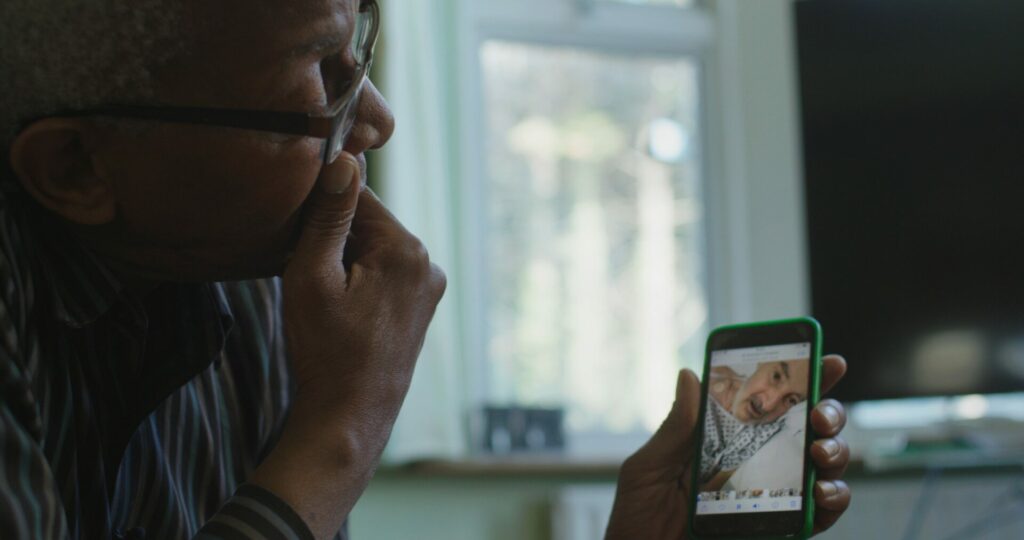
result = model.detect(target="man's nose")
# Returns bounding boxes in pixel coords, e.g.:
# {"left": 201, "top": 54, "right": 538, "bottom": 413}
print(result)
{"left": 345, "top": 81, "right": 395, "bottom": 155}
{"left": 761, "top": 390, "right": 782, "bottom": 412}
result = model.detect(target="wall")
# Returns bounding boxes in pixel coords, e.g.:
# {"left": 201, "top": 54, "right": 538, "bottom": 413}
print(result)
{"left": 349, "top": 471, "right": 617, "bottom": 540}
{"left": 703, "top": 0, "right": 809, "bottom": 326}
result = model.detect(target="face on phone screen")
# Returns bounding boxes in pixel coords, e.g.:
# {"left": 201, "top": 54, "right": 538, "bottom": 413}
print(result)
{"left": 695, "top": 342, "right": 812, "bottom": 517}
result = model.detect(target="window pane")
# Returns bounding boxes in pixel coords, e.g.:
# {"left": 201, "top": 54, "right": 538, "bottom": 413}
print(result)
{"left": 481, "top": 41, "right": 707, "bottom": 436}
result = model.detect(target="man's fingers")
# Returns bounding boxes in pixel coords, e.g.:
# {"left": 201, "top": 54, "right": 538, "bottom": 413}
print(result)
{"left": 348, "top": 186, "right": 403, "bottom": 237}
{"left": 343, "top": 186, "right": 417, "bottom": 261}
{"left": 811, "top": 360, "right": 851, "bottom": 534}
{"left": 812, "top": 480, "right": 851, "bottom": 533}
{"left": 819, "top": 354, "right": 847, "bottom": 395}
{"left": 289, "top": 153, "right": 361, "bottom": 274}
{"left": 810, "top": 435, "right": 850, "bottom": 480}
{"left": 676, "top": 369, "right": 700, "bottom": 410}
{"left": 811, "top": 399, "right": 846, "bottom": 438}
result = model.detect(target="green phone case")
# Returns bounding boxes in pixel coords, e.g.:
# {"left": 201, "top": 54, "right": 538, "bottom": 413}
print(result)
{"left": 687, "top": 317, "right": 823, "bottom": 540}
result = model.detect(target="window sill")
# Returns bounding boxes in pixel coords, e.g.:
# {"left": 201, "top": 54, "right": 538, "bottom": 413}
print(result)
{"left": 377, "top": 455, "right": 623, "bottom": 479}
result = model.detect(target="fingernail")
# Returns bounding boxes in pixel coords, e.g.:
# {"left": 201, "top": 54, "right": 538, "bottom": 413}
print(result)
{"left": 817, "top": 481, "right": 837, "bottom": 498}
{"left": 323, "top": 157, "right": 356, "bottom": 194}
{"left": 817, "top": 439, "right": 840, "bottom": 458}
{"left": 821, "top": 404, "right": 840, "bottom": 425}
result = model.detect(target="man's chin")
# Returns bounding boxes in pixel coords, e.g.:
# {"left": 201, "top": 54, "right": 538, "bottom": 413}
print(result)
{"left": 192, "top": 247, "right": 292, "bottom": 282}
{"left": 229, "top": 253, "right": 291, "bottom": 281}
{"left": 226, "top": 225, "right": 302, "bottom": 280}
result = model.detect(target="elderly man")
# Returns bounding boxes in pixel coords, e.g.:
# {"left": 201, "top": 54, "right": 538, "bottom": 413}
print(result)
{"left": 697, "top": 361, "right": 812, "bottom": 489}
{"left": 0, "top": 1, "right": 850, "bottom": 539}
{"left": 711, "top": 361, "right": 811, "bottom": 426}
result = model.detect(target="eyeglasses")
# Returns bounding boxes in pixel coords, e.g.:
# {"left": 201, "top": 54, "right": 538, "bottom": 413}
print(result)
{"left": 56, "top": 0, "right": 380, "bottom": 166}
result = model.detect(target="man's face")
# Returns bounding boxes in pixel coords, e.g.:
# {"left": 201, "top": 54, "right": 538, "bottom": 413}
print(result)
{"left": 730, "top": 360, "right": 810, "bottom": 425}
{"left": 90, "top": 0, "right": 394, "bottom": 281}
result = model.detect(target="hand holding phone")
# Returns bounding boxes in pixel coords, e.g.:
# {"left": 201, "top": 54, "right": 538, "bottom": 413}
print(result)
{"left": 605, "top": 319, "right": 850, "bottom": 540}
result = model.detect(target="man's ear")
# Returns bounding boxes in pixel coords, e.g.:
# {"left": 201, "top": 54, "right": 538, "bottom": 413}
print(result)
{"left": 8, "top": 118, "right": 116, "bottom": 225}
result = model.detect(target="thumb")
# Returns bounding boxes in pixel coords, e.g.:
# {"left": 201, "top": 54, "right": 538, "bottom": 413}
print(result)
{"left": 289, "top": 153, "right": 361, "bottom": 273}
{"left": 636, "top": 369, "right": 702, "bottom": 465}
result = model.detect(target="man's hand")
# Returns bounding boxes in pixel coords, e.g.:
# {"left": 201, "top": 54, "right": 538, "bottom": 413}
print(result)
{"left": 251, "top": 153, "right": 446, "bottom": 539}
{"left": 605, "top": 355, "right": 851, "bottom": 540}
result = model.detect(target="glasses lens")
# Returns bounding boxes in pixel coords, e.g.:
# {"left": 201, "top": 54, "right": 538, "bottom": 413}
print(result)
{"left": 352, "top": 4, "right": 375, "bottom": 66}
{"left": 325, "top": 83, "right": 366, "bottom": 164}
{"left": 324, "top": 1, "right": 377, "bottom": 164}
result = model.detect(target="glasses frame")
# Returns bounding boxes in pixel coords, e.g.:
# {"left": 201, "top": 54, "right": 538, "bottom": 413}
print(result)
{"left": 53, "top": 0, "right": 380, "bottom": 165}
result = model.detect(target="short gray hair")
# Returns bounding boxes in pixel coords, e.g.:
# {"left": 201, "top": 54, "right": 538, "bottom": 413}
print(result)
{"left": 0, "top": 0, "right": 186, "bottom": 151}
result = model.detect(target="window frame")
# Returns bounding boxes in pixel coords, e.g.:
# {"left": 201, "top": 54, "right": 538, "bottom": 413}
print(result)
{"left": 456, "top": 0, "right": 729, "bottom": 457}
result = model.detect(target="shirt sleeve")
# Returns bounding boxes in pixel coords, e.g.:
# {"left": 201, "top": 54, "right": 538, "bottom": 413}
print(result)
{"left": 1, "top": 365, "right": 341, "bottom": 540}
{"left": 193, "top": 281, "right": 348, "bottom": 540}
{"left": 195, "top": 484, "right": 320, "bottom": 540}
{"left": 0, "top": 389, "right": 327, "bottom": 540}
{"left": 0, "top": 390, "right": 70, "bottom": 539}
{"left": 0, "top": 222, "right": 70, "bottom": 539}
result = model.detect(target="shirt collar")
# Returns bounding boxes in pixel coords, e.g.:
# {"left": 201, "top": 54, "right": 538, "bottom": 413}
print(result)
{"left": 35, "top": 216, "right": 127, "bottom": 329}
{"left": 15, "top": 188, "right": 234, "bottom": 338}
{"left": 0, "top": 181, "right": 125, "bottom": 328}
{"left": 138, "top": 280, "right": 235, "bottom": 383}
{"left": 9, "top": 187, "right": 232, "bottom": 349}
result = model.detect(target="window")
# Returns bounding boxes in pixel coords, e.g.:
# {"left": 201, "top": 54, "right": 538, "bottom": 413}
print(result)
{"left": 462, "top": 0, "right": 715, "bottom": 452}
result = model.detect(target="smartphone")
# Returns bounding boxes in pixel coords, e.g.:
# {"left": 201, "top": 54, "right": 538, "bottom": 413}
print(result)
{"left": 689, "top": 317, "right": 822, "bottom": 539}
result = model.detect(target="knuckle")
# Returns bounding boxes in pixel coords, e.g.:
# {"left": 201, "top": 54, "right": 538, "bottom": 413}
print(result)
{"left": 815, "top": 399, "right": 847, "bottom": 428}
{"left": 429, "top": 263, "right": 448, "bottom": 296}
{"left": 618, "top": 453, "right": 642, "bottom": 477}
{"left": 370, "top": 232, "right": 446, "bottom": 296}
{"left": 391, "top": 237, "right": 432, "bottom": 273}
{"left": 835, "top": 435, "right": 850, "bottom": 454}
{"left": 405, "top": 239, "right": 431, "bottom": 267}
{"left": 284, "top": 264, "right": 343, "bottom": 300}
{"left": 378, "top": 235, "right": 427, "bottom": 265}
{"left": 305, "top": 207, "right": 355, "bottom": 234}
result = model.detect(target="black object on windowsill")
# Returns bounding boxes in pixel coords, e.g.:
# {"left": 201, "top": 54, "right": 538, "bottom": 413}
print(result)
{"left": 481, "top": 406, "right": 565, "bottom": 455}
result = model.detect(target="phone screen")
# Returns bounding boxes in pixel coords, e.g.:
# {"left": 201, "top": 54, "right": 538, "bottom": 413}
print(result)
{"left": 691, "top": 320, "right": 819, "bottom": 538}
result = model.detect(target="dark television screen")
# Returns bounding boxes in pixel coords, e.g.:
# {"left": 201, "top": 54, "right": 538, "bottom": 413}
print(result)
{"left": 796, "top": 0, "right": 1024, "bottom": 401}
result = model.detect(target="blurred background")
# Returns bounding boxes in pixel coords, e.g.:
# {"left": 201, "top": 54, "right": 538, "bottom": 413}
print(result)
{"left": 350, "top": 0, "right": 1024, "bottom": 538}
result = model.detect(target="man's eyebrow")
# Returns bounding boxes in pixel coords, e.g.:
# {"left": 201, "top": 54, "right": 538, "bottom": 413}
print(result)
{"left": 779, "top": 361, "right": 790, "bottom": 380}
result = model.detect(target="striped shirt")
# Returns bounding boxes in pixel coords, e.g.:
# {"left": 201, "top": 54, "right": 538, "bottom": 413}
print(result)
{"left": 0, "top": 181, "right": 346, "bottom": 539}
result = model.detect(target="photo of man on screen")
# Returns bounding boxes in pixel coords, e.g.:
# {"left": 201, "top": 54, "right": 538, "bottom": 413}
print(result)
{"left": 699, "top": 352, "right": 810, "bottom": 493}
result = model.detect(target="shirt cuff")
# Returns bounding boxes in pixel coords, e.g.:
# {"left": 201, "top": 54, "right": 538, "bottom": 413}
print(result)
{"left": 197, "top": 483, "right": 316, "bottom": 540}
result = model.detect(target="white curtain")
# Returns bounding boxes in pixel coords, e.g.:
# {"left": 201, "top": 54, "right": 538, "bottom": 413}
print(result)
{"left": 375, "top": 0, "right": 468, "bottom": 462}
